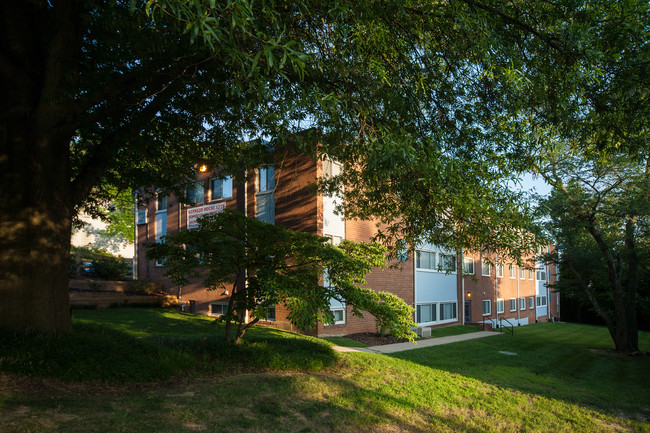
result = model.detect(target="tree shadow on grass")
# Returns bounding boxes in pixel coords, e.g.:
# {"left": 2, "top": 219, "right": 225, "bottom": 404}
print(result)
{"left": 0, "top": 310, "right": 338, "bottom": 383}
{"left": 387, "top": 323, "right": 650, "bottom": 423}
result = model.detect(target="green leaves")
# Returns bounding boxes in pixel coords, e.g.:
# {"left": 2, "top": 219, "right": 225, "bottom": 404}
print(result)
{"left": 145, "top": 209, "right": 416, "bottom": 342}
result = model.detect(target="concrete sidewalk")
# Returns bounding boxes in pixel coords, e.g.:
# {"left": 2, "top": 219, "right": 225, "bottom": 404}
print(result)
{"left": 332, "top": 331, "right": 501, "bottom": 354}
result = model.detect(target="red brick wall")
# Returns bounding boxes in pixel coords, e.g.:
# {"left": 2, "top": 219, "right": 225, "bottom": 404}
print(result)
{"left": 136, "top": 171, "right": 244, "bottom": 315}
{"left": 462, "top": 251, "right": 540, "bottom": 325}
{"left": 316, "top": 219, "right": 416, "bottom": 337}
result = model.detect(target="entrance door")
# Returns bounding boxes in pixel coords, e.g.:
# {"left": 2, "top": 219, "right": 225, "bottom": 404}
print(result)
{"left": 464, "top": 301, "right": 471, "bottom": 322}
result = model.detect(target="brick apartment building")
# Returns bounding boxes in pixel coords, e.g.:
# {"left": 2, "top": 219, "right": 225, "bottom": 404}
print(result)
{"left": 135, "top": 147, "right": 559, "bottom": 336}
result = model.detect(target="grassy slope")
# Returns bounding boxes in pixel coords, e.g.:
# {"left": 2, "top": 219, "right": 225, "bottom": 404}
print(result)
{"left": 1, "top": 309, "right": 648, "bottom": 433}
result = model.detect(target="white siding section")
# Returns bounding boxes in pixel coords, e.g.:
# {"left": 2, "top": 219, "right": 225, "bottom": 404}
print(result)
{"left": 415, "top": 271, "right": 457, "bottom": 303}
{"left": 536, "top": 262, "right": 548, "bottom": 318}
{"left": 415, "top": 243, "right": 457, "bottom": 303}
{"left": 323, "top": 160, "right": 345, "bottom": 237}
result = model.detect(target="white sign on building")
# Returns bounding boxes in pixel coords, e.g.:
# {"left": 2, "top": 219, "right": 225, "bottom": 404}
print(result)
{"left": 187, "top": 202, "right": 226, "bottom": 229}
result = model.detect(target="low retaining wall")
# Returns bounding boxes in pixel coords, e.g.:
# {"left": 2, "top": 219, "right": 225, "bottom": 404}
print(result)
{"left": 69, "top": 279, "right": 174, "bottom": 309}
{"left": 69, "top": 279, "right": 163, "bottom": 293}
{"left": 69, "top": 292, "right": 178, "bottom": 309}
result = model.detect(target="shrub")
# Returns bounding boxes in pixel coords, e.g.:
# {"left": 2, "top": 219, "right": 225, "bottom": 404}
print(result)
{"left": 91, "top": 256, "right": 129, "bottom": 280}
{"left": 125, "top": 280, "right": 160, "bottom": 295}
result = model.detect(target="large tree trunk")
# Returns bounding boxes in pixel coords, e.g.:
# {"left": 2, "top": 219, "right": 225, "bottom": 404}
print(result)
{"left": 0, "top": 132, "right": 74, "bottom": 333}
{"left": 0, "top": 1, "right": 79, "bottom": 333}
{"left": 586, "top": 223, "right": 640, "bottom": 353}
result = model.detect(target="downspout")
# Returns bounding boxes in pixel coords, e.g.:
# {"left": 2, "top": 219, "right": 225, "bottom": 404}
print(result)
{"left": 414, "top": 248, "right": 418, "bottom": 329}
{"left": 547, "top": 245, "right": 551, "bottom": 321}
{"left": 133, "top": 190, "right": 138, "bottom": 280}
{"left": 243, "top": 171, "right": 249, "bottom": 324}
{"left": 177, "top": 201, "right": 182, "bottom": 300}
{"left": 460, "top": 249, "right": 465, "bottom": 325}
{"left": 516, "top": 264, "right": 520, "bottom": 325}
{"left": 495, "top": 253, "right": 499, "bottom": 327}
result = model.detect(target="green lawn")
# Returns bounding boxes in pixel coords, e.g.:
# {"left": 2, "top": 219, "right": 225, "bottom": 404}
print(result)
{"left": 1, "top": 308, "right": 649, "bottom": 432}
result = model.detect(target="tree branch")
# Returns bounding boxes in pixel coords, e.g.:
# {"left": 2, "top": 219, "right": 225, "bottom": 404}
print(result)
{"left": 458, "top": 0, "right": 575, "bottom": 62}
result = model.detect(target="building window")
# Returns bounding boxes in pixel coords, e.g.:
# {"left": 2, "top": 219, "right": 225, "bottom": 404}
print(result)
{"left": 211, "top": 176, "right": 233, "bottom": 200}
{"left": 520, "top": 268, "right": 526, "bottom": 279}
{"left": 528, "top": 296, "right": 535, "bottom": 309}
{"left": 529, "top": 269, "right": 535, "bottom": 280}
{"left": 209, "top": 303, "right": 228, "bottom": 316}
{"left": 256, "top": 166, "right": 275, "bottom": 224}
{"left": 496, "top": 298, "right": 505, "bottom": 314}
{"left": 520, "top": 298, "right": 526, "bottom": 311}
{"left": 155, "top": 193, "right": 167, "bottom": 264}
{"left": 416, "top": 250, "right": 436, "bottom": 270}
{"left": 482, "top": 299, "right": 491, "bottom": 316}
{"left": 482, "top": 260, "right": 491, "bottom": 276}
{"left": 536, "top": 268, "right": 547, "bottom": 281}
{"left": 137, "top": 208, "right": 147, "bottom": 225}
{"left": 496, "top": 263, "right": 504, "bottom": 278}
{"left": 416, "top": 304, "right": 437, "bottom": 323}
{"left": 186, "top": 181, "right": 205, "bottom": 205}
{"left": 259, "top": 166, "right": 275, "bottom": 192}
{"left": 439, "top": 253, "right": 456, "bottom": 272}
{"left": 266, "top": 305, "right": 276, "bottom": 322}
{"left": 396, "top": 239, "right": 409, "bottom": 261}
{"left": 536, "top": 296, "right": 547, "bottom": 307}
{"left": 331, "top": 307, "right": 345, "bottom": 324}
{"left": 156, "top": 194, "right": 167, "bottom": 212}
{"left": 156, "top": 197, "right": 167, "bottom": 266}
{"left": 510, "top": 298, "right": 517, "bottom": 312}
{"left": 439, "top": 302, "right": 457, "bottom": 321}
{"left": 463, "top": 257, "right": 475, "bottom": 274}
{"left": 326, "top": 234, "right": 343, "bottom": 246}
{"left": 509, "top": 264, "right": 516, "bottom": 279}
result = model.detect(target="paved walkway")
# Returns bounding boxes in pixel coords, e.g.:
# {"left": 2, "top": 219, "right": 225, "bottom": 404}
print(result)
{"left": 332, "top": 331, "right": 501, "bottom": 354}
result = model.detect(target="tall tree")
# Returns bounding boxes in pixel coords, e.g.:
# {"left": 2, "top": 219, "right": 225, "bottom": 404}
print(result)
{"left": 0, "top": 0, "right": 541, "bottom": 333}
{"left": 539, "top": 151, "right": 649, "bottom": 353}
{"left": 5, "top": 0, "right": 645, "bottom": 334}
{"left": 451, "top": 1, "right": 649, "bottom": 352}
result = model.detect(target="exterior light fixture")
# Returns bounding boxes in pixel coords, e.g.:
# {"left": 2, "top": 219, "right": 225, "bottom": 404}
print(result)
{"left": 198, "top": 164, "right": 208, "bottom": 173}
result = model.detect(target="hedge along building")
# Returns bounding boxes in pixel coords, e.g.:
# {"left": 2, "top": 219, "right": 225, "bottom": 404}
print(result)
{"left": 135, "top": 146, "right": 559, "bottom": 336}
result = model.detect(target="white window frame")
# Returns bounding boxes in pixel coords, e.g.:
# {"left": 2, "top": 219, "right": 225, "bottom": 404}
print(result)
{"left": 510, "top": 298, "right": 517, "bottom": 312}
{"left": 536, "top": 296, "right": 547, "bottom": 307}
{"left": 463, "top": 257, "right": 475, "bottom": 275}
{"left": 416, "top": 250, "right": 437, "bottom": 271}
{"left": 482, "top": 260, "right": 491, "bottom": 276}
{"left": 439, "top": 302, "right": 458, "bottom": 322}
{"left": 256, "top": 166, "right": 275, "bottom": 224}
{"left": 209, "top": 303, "right": 228, "bottom": 316}
{"left": 520, "top": 297, "right": 526, "bottom": 311}
{"left": 482, "top": 299, "right": 491, "bottom": 316}
{"left": 155, "top": 193, "right": 167, "bottom": 266}
{"left": 258, "top": 166, "right": 275, "bottom": 192}
{"left": 439, "top": 253, "right": 457, "bottom": 272}
{"left": 536, "top": 268, "right": 547, "bottom": 281}
{"left": 496, "top": 298, "right": 505, "bottom": 314}
{"left": 416, "top": 303, "right": 437, "bottom": 324}
{"left": 211, "top": 176, "right": 233, "bottom": 201}
{"left": 529, "top": 269, "right": 535, "bottom": 280}
{"left": 520, "top": 268, "right": 526, "bottom": 279}
{"left": 496, "top": 263, "right": 504, "bottom": 278}
{"left": 509, "top": 264, "right": 516, "bottom": 279}
{"left": 529, "top": 296, "right": 535, "bottom": 309}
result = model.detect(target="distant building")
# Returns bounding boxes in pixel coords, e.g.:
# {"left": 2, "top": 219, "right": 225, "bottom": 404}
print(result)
{"left": 72, "top": 213, "right": 134, "bottom": 259}
{"left": 135, "top": 146, "right": 559, "bottom": 336}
